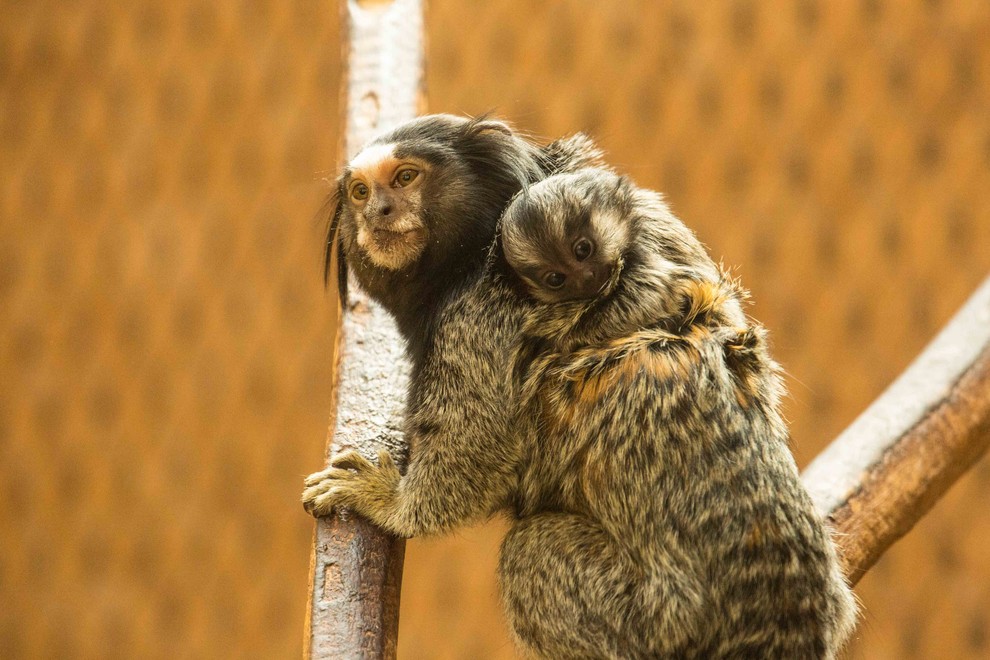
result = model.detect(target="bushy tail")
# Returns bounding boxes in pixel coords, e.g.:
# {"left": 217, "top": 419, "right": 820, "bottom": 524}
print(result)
{"left": 822, "top": 531, "right": 860, "bottom": 657}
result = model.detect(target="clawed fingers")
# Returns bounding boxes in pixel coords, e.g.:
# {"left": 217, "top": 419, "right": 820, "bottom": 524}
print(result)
{"left": 303, "top": 450, "right": 373, "bottom": 488}
{"left": 301, "top": 470, "right": 361, "bottom": 516}
{"left": 303, "top": 486, "right": 349, "bottom": 517}
{"left": 304, "top": 467, "right": 355, "bottom": 491}
{"left": 301, "top": 468, "right": 355, "bottom": 500}
{"left": 301, "top": 449, "right": 398, "bottom": 519}
{"left": 304, "top": 466, "right": 336, "bottom": 487}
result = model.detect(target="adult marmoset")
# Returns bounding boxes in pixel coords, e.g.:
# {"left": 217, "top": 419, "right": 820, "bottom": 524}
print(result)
{"left": 302, "top": 115, "right": 603, "bottom": 535}
{"left": 498, "top": 168, "right": 857, "bottom": 659}
{"left": 320, "top": 113, "right": 601, "bottom": 363}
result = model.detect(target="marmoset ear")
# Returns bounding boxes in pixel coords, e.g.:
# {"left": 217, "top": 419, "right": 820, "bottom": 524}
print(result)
{"left": 614, "top": 174, "right": 633, "bottom": 195}
{"left": 322, "top": 182, "right": 348, "bottom": 304}
{"left": 471, "top": 117, "right": 513, "bottom": 136}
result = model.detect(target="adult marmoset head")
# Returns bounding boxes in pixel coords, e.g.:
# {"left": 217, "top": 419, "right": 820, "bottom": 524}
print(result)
{"left": 324, "top": 114, "right": 602, "bottom": 354}
{"left": 502, "top": 168, "right": 743, "bottom": 345}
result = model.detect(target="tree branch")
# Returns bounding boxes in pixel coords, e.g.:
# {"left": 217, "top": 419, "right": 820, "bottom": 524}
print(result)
{"left": 802, "top": 276, "right": 990, "bottom": 585}
{"left": 303, "top": 1, "right": 425, "bottom": 658}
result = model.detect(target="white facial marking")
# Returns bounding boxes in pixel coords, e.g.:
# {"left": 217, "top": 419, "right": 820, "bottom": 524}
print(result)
{"left": 349, "top": 142, "right": 397, "bottom": 172}
{"left": 357, "top": 220, "right": 428, "bottom": 270}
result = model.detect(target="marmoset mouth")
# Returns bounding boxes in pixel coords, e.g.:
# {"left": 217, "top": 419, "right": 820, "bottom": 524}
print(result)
{"left": 373, "top": 227, "right": 426, "bottom": 251}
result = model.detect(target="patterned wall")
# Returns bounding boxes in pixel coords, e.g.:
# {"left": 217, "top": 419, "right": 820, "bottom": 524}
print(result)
{"left": 0, "top": 2, "right": 340, "bottom": 657}
{"left": 1, "top": 1, "right": 988, "bottom": 658}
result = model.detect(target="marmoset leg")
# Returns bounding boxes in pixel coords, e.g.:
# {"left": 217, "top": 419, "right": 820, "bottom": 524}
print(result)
{"left": 498, "top": 513, "right": 703, "bottom": 660}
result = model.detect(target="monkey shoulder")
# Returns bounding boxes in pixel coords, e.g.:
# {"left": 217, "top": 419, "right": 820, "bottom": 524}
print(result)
{"left": 410, "top": 263, "right": 529, "bottom": 418}
{"left": 527, "top": 325, "right": 763, "bottom": 418}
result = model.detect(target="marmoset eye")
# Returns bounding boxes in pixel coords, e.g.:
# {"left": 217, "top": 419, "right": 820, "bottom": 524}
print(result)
{"left": 351, "top": 183, "right": 369, "bottom": 201}
{"left": 395, "top": 168, "right": 419, "bottom": 187}
{"left": 544, "top": 272, "right": 566, "bottom": 289}
{"left": 573, "top": 238, "right": 594, "bottom": 261}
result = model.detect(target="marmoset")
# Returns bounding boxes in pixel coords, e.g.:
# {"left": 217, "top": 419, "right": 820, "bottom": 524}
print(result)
{"left": 303, "top": 114, "right": 603, "bottom": 534}
{"left": 498, "top": 168, "right": 857, "bottom": 658}
{"left": 302, "top": 116, "right": 856, "bottom": 658}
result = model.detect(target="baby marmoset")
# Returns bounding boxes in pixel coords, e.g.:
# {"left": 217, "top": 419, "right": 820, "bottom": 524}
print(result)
{"left": 498, "top": 168, "right": 857, "bottom": 659}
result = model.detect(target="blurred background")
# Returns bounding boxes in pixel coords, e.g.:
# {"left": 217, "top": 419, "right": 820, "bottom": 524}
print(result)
{"left": 1, "top": 0, "right": 988, "bottom": 658}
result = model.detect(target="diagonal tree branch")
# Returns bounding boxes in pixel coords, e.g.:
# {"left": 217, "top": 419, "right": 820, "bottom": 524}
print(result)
{"left": 802, "top": 276, "right": 990, "bottom": 585}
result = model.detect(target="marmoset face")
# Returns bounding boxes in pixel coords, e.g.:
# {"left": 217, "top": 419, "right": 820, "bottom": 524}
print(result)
{"left": 508, "top": 223, "right": 613, "bottom": 303}
{"left": 337, "top": 143, "right": 433, "bottom": 271}
{"left": 503, "top": 170, "right": 631, "bottom": 304}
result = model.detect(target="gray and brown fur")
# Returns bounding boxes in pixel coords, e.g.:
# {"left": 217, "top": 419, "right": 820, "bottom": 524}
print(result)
{"left": 498, "top": 169, "right": 857, "bottom": 658}
{"left": 301, "top": 119, "right": 854, "bottom": 658}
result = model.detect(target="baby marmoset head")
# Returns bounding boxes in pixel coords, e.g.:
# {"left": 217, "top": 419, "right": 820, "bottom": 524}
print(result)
{"left": 501, "top": 168, "right": 630, "bottom": 304}
{"left": 501, "top": 168, "right": 744, "bottom": 344}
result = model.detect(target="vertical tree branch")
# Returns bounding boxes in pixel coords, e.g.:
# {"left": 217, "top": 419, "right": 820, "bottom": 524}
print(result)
{"left": 304, "top": 1, "right": 425, "bottom": 658}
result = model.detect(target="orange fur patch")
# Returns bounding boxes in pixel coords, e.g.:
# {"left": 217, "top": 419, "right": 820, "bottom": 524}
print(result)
{"left": 347, "top": 143, "right": 431, "bottom": 190}
{"left": 681, "top": 279, "right": 729, "bottom": 327}
{"left": 569, "top": 342, "right": 695, "bottom": 408}
{"left": 351, "top": 159, "right": 402, "bottom": 189}
{"left": 574, "top": 368, "right": 619, "bottom": 405}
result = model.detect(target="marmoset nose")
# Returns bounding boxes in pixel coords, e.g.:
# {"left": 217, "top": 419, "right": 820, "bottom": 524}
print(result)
{"left": 368, "top": 198, "right": 396, "bottom": 226}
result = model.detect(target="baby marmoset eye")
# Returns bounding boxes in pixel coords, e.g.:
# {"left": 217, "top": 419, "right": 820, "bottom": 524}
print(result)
{"left": 572, "top": 237, "right": 593, "bottom": 261}
{"left": 543, "top": 271, "right": 567, "bottom": 289}
{"left": 538, "top": 238, "right": 596, "bottom": 292}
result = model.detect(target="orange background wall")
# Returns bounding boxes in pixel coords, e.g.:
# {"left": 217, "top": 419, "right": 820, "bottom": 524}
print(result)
{"left": 2, "top": 1, "right": 989, "bottom": 658}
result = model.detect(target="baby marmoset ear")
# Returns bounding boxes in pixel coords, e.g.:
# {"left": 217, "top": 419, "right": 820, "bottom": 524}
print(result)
{"left": 322, "top": 180, "right": 349, "bottom": 304}
{"left": 615, "top": 174, "right": 633, "bottom": 193}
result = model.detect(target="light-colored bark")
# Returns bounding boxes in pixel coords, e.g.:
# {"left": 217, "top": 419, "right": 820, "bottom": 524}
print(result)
{"left": 303, "top": 1, "right": 424, "bottom": 658}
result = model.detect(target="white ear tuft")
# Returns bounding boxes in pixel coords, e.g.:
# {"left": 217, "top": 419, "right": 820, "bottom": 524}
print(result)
{"left": 474, "top": 119, "right": 512, "bottom": 136}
